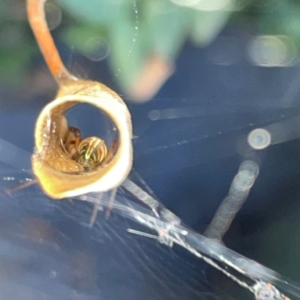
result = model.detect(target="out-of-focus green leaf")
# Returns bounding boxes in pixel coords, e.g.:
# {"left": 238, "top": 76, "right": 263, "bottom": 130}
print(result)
{"left": 0, "top": 2, "right": 6, "bottom": 19}
{"left": 275, "top": 2, "right": 300, "bottom": 37}
{"left": 56, "top": 0, "right": 124, "bottom": 25}
{"left": 60, "top": 25, "right": 106, "bottom": 53}
{"left": 190, "top": 10, "right": 232, "bottom": 47}
{"left": 108, "top": 3, "right": 146, "bottom": 91}
{"left": 256, "top": 1, "right": 298, "bottom": 35}
{"left": 285, "top": 17, "right": 300, "bottom": 37}
{"left": 0, "top": 43, "right": 35, "bottom": 86}
{"left": 144, "top": 1, "right": 194, "bottom": 59}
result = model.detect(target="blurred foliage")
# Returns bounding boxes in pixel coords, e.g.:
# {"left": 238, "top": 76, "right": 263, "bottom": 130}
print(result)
{"left": 57, "top": 0, "right": 234, "bottom": 95}
{"left": 2, "top": 0, "right": 300, "bottom": 95}
{"left": 0, "top": 0, "right": 35, "bottom": 85}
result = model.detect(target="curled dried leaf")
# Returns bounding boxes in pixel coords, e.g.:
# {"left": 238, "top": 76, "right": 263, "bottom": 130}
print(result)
{"left": 32, "top": 79, "right": 133, "bottom": 199}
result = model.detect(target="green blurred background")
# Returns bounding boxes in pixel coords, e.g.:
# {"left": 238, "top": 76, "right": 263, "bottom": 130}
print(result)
{"left": 3, "top": 0, "right": 300, "bottom": 101}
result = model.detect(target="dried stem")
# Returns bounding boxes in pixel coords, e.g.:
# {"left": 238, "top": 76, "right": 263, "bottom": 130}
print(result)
{"left": 27, "top": 0, "right": 75, "bottom": 84}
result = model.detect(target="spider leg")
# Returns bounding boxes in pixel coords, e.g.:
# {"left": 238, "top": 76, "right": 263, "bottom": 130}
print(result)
{"left": 4, "top": 179, "right": 38, "bottom": 196}
{"left": 89, "top": 192, "right": 103, "bottom": 227}
{"left": 101, "top": 140, "right": 118, "bottom": 165}
{"left": 105, "top": 188, "right": 117, "bottom": 219}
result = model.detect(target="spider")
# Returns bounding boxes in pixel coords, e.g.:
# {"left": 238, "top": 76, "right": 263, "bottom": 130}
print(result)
{"left": 62, "top": 126, "right": 118, "bottom": 171}
{"left": 61, "top": 126, "right": 119, "bottom": 224}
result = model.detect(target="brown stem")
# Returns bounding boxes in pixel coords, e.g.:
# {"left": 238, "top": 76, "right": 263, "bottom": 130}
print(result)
{"left": 27, "top": 0, "right": 76, "bottom": 84}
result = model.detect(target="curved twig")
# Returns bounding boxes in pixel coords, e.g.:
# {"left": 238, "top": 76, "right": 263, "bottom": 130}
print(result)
{"left": 27, "top": 0, "right": 75, "bottom": 84}
{"left": 27, "top": 0, "right": 133, "bottom": 199}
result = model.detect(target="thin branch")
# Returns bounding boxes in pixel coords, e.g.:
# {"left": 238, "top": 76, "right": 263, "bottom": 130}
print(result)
{"left": 27, "top": 0, "right": 76, "bottom": 84}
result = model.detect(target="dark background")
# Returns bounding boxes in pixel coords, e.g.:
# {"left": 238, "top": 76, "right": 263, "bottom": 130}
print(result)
{"left": 1, "top": 2, "right": 300, "bottom": 299}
